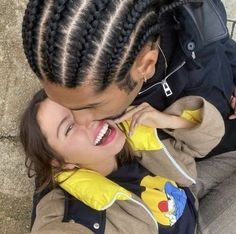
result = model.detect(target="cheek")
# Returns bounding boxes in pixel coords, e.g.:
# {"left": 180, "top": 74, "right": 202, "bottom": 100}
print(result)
{"left": 59, "top": 135, "right": 92, "bottom": 161}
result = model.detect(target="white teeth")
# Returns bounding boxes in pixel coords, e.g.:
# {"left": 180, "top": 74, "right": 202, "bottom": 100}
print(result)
{"left": 94, "top": 123, "right": 109, "bottom": 145}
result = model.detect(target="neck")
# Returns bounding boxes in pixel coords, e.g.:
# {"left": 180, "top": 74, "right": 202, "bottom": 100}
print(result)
{"left": 81, "top": 155, "right": 117, "bottom": 176}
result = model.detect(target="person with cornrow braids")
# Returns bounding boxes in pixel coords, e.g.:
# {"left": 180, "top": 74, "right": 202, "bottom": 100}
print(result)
{"left": 21, "top": 0, "right": 236, "bottom": 233}
{"left": 22, "top": 0, "right": 236, "bottom": 148}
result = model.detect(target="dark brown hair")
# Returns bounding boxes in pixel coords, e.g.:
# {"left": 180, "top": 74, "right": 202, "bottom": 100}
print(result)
{"left": 19, "top": 89, "right": 134, "bottom": 191}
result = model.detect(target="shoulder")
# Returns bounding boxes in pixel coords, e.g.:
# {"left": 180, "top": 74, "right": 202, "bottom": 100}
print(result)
{"left": 176, "top": 1, "right": 228, "bottom": 55}
{"left": 31, "top": 188, "right": 93, "bottom": 234}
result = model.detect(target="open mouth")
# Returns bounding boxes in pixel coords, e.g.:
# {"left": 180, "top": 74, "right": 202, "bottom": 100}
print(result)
{"left": 94, "top": 123, "right": 114, "bottom": 146}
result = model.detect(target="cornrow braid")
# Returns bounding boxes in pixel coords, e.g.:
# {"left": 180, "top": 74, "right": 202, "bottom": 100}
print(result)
{"left": 36, "top": 0, "right": 54, "bottom": 80}
{"left": 116, "top": 13, "right": 161, "bottom": 85}
{"left": 101, "top": 0, "right": 154, "bottom": 87}
{"left": 22, "top": 0, "right": 202, "bottom": 93}
{"left": 22, "top": 0, "right": 45, "bottom": 78}
{"left": 87, "top": 0, "right": 163, "bottom": 91}
{"left": 44, "top": 0, "right": 69, "bottom": 83}
{"left": 115, "top": 0, "right": 204, "bottom": 90}
{"left": 61, "top": 0, "right": 112, "bottom": 87}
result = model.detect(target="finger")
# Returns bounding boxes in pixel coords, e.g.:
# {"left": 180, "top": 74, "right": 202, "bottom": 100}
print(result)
{"left": 114, "top": 109, "right": 136, "bottom": 123}
{"left": 129, "top": 108, "right": 151, "bottom": 136}
{"left": 114, "top": 103, "right": 149, "bottom": 123}
{"left": 229, "top": 114, "right": 236, "bottom": 120}
{"left": 230, "top": 97, "right": 236, "bottom": 110}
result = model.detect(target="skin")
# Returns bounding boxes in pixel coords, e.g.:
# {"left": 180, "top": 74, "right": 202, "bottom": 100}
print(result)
{"left": 229, "top": 87, "right": 236, "bottom": 120}
{"left": 37, "top": 98, "right": 126, "bottom": 176}
{"left": 42, "top": 41, "right": 196, "bottom": 137}
{"left": 115, "top": 102, "right": 197, "bottom": 136}
{"left": 42, "top": 43, "right": 159, "bottom": 125}
{"left": 37, "top": 98, "right": 195, "bottom": 177}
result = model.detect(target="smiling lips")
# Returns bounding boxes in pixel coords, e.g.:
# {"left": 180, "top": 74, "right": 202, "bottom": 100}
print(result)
{"left": 94, "top": 122, "right": 116, "bottom": 146}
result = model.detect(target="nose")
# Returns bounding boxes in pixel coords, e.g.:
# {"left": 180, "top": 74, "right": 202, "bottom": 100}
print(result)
{"left": 72, "top": 110, "right": 94, "bottom": 126}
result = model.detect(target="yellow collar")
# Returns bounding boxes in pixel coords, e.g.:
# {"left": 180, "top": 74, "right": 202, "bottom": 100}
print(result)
{"left": 55, "top": 169, "right": 131, "bottom": 210}
{"left": 122, "top": 121, "right": 163, "bottom": 151}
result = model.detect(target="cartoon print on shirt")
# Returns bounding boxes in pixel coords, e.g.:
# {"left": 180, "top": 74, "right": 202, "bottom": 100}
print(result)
{"left": 140, "top": 175, "right": 187, "bottom": 226}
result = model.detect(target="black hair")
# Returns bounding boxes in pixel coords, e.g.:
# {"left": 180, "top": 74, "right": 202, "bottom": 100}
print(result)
{"left": 22, "top": 0, "right": 201, "bottom": 92}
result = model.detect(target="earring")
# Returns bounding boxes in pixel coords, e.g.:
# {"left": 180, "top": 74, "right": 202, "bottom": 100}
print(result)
{"left": 143, "top": 75, "right": 147, "bottom": 83}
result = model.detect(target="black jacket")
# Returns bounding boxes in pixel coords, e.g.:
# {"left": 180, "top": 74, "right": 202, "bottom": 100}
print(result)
{"left": 134, "top": 0, "right": 236, "bottom": 119}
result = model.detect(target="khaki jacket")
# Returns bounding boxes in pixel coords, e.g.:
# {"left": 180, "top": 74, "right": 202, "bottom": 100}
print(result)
{"left": 31, "top": 96, "right": 224, "bottom": 234}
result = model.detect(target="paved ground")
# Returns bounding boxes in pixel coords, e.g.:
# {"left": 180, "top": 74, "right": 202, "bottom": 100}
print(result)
{"left": 0, "top": 1, "right": 235, "bottom": 234}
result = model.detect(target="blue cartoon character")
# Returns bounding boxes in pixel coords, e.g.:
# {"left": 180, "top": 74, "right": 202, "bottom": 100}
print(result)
{"left": 160, "top": 182, "right": 187, "bottom": 225}
{"left": 141, "top": 176, "right": 187, "bottom": 226}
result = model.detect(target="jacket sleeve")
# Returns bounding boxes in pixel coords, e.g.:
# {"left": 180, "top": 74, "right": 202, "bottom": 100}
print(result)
{"left": 163, "top": 96, "right": 225, "bottom": 158}
{"left": 31, "top": 188, "right": 93, "bottom": 234}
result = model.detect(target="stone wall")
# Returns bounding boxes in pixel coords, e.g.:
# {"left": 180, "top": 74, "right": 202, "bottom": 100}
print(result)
{"left": 0, "top": 1, "right": 235, "bottom": 234}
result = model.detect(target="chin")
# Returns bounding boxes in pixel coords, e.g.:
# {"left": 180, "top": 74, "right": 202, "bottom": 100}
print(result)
{"left": 110, "top": 135, "right": 126, "bottom": 155}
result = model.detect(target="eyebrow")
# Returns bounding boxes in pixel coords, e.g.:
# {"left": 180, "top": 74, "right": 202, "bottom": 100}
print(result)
{"left": 70, "top": 102, "right": 102, "bottom": 111}
{"left": 57, "top": 116, "right": 69, "bottom": 138}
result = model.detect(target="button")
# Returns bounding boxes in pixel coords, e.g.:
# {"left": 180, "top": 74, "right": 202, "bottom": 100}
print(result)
{"left": 69, "top": 219, "right": 75, "bottom": 223}
{"left": 187, "top": 41, "right": 195, "bottom": 51}
{"left": 93, "top": 223, "right": 100, "bottom": 229}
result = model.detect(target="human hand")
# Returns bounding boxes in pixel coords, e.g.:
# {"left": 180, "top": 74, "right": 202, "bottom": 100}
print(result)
{"left": 114, "top": 102, "right": 173, "bottom": 136}
{"left": 229, "top": 87, "right": 236, "bottom": 120}
{"left": 229, "top": 95, "right": 236, "bottom": 120}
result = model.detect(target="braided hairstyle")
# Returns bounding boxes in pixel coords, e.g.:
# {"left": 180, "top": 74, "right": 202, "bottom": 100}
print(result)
{"left": 22, "top": 0, "right": 201, "bottom": 92}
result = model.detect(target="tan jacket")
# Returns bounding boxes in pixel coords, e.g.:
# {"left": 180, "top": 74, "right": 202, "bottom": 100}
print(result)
{"left": 31, "top": 96, "right": 224, "bottom": 234}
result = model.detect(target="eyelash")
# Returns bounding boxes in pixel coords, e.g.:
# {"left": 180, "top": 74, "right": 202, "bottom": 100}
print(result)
{"left": 65, "top": 123, "right": 74, "bottom": 136}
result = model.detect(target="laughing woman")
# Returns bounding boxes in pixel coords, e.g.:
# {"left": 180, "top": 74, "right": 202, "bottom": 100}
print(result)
{"left": 20, "top": 89, "right": 224, "bottom": 234}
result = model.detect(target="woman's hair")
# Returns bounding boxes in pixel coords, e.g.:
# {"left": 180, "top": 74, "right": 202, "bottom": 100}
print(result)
{"left": 19, "top": 89, "right": 63, "bottom": 191}
{"left": 22, "top": 0, "right": 200, "bottom": 92}
{"left": 20, "top": 89, "right": 134, "bottom": 191}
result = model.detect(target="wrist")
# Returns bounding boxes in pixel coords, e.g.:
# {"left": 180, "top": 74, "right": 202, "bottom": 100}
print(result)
{"left": 167, "top": 115, "right": 196, "bottom": 129}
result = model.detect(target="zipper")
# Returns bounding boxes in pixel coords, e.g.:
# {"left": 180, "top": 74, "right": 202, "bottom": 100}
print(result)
{"left": 162, "top": 142, "right": 196, "bottom": 184}
{"left": 101, "top": 192, "right": 159, "bottom": 232}
{"left": 138, "top": 61, "right": 186, "bottom": 96}
{"left": 129, "top": 196, "right": 159, "bottom": 232}
{"left": 155, "top": 131, "right": 196, "bottom": 184}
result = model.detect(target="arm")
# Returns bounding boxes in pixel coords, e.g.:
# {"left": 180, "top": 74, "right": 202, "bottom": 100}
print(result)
{"left": 115, "top": 102, "right": 196, "bottom": 136}
{"left": 163, "top": 96, "right": 225, "bottom": 157}
{"left": 116, "top": 96, "right": 225, "bottom": 157}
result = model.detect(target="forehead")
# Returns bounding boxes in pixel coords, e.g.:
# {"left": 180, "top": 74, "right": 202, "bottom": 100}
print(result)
{"left": 42, "top": 80, "right": 126, "bottom": 110}
{"left": 37, "top": 98, "right": 69, "bottom": 135}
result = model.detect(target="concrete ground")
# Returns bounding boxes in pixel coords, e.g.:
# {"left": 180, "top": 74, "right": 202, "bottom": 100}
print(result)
{"left": 0, "top": 1, "right": 235, "bottom": 234}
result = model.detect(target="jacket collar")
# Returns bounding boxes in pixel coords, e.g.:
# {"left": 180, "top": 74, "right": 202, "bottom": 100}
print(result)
{"left": 55, "top": 169, "right": 131, "bottom": 211}
{"left": 55, "top": 123, "right": 162, "bottom": 211}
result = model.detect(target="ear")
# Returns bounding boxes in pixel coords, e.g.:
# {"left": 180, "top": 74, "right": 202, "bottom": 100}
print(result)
{"left": 138, "top": 49, "right": 159, "bottom": 80}
{"left": 63, "top": 163, "right": 79, "bottom": 170}
{"left": 131, "top": 48, "right": 159, "bottom": 82}
{"left": 51, "top": 159, "right": 61, "bottom": 168}
{"left": 51, "top": 160, "right": 78, "bottom": 170}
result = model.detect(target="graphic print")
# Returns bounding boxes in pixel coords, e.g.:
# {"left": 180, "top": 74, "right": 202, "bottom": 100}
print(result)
{"left": 141, "top": 176, "right": 187, "bottom": 226}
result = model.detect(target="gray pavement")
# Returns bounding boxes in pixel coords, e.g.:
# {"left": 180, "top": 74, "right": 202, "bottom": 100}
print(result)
{"left": 0, "top": 1, "right": 235, "bottom": 234}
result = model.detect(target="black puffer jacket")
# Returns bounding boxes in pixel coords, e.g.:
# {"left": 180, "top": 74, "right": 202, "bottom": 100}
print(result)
{"left": 134, "top": 0, "right": 236, "bottom": 119}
